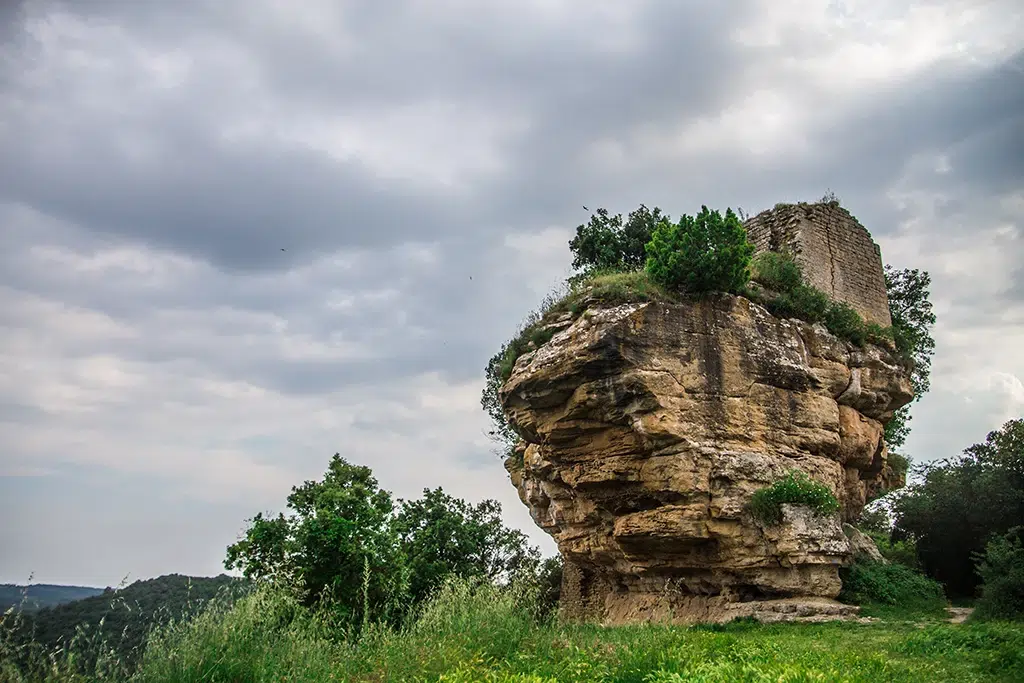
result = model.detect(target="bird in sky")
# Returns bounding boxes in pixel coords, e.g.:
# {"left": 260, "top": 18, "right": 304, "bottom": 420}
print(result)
{"left": 583, "top": 205, "right": 589, "bottom": 211}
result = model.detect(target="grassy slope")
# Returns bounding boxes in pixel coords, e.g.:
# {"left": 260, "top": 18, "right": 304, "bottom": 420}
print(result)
{"left": 6, "top": 581, "right": 1019, "bottom": 683}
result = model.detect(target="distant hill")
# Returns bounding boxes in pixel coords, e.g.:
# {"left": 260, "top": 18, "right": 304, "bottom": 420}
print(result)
{"left": 0, "top": 584, "right": 106, "bottom": 613}
{"left": 3, "top": 573, "right": 248, "bottom": 672}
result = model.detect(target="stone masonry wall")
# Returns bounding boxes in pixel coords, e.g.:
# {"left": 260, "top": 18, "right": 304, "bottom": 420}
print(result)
{"left": 744, "top": 202, "right": 892, "bottom": 327}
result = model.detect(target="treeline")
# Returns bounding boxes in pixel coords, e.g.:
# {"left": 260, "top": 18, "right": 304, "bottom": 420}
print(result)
{"left": 222, "top": 455, "right": 562, "bottom": 636}
{"left": 860, "top": 417, "right": 1024, "bottom": 619}
{"left": 0, "top": 585, "right": 103, "bottom": 613}
{"left": 2, "top": 574, "right": 245, "bottom": 671}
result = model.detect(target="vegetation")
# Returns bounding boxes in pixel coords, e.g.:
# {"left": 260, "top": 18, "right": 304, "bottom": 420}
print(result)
{"left": 484, "top": 199, "right": 937, "bottom": 459}
{"left": 394, "top": 487, "right": 537, "bottom": 607}
{"left": 644, "top": 206, "right": 754, "bottom": 295}
{"left": 224, "top": 454, "right": 540, "bottom": 636}
{"left": 0, "top": 574, "right": 243, "bottom": 676}
{"left": 0, "top": 585, "right": 104, "bottom": 614}
{"left": 883, "top": 266, "right": 937, "bottom": 448}
{"left": 893, "top": 418, "right": 1024, "bottom": 599}
{"left": 839, "top": 560, "right": 946, "bottom": 617}
{"left": 747, "top": 471, "right": 840, "bottom": 525}
{"left": 973, "top": 527, "right": 1024, "bottom": 621}
{"left": 749, "top": 250, "right": 889, "bottom": 348}
{"left": 568, "top": 204, "right": 669, "bottom": 282}
{"left": 4, "top": 578, "right": 1023, "bottom": 682}
{"left": 224, "top": 454, "right": 407, "bottom": 632}
{"left": 888, "top": 451, "right": 912, "bottom": 478}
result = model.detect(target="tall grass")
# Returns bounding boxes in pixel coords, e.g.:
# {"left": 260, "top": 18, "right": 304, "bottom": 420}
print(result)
{"left": 4, "top": 575, "right": 1023, "bottom": 681}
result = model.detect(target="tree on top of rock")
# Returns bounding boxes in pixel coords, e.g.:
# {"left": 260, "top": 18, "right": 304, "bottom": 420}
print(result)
{"left": 644, "top": 206, "right": 754, "bottom": 295}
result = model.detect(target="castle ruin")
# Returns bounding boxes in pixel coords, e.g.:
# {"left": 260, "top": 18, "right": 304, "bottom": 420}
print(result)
{"left": 743, "top": 202, "right": 892, "bottom": 327}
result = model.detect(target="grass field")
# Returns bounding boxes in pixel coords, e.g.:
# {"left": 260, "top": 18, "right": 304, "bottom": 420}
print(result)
{"left": 3, "top": 580, "right": 1022, "bottom": 682}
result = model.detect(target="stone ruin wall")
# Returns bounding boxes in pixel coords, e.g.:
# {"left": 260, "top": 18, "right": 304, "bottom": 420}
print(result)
{"left": 743, "top": 202, "right": 892, "bottom": 328}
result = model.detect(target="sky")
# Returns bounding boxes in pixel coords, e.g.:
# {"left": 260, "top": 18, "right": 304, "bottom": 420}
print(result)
{"left": 1, "top": 0, "right": 1022, "bottom": 588}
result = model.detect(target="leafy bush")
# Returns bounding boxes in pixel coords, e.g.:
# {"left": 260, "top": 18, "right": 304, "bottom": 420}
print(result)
{"left": 974, "top": 527, "right": 1024, "bottom": 621}
{"left": 823, "top": 301, "right": 866, "bottom": 345}
{"left": 771, "top": 283, "right": 832, "bottom": 324}
{"left": 868, "top": 532, "right": 923, "bottom": 569}
{"left": 224, "top": 456, "right": 539, "bottom": 637}
{"left": 839, "top": 559, "right": 946, "bottom": 611}
{"left": 750, "top": 251, "right": 802, "bottom": 292}
{"left": 749, "top": 250, "right": 887, "bottom": 347}
{"left": 748, "top": 471, "right": 840, "bottom": 525}
{"left": 394, "top": 488, "right": 537, "bottom": 608}
{"left": 645, "top": 206, "right": 754, "bottom": 295}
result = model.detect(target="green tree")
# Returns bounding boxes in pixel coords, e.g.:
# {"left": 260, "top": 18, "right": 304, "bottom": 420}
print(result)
{"left": 224, "top": 512, "right": 293, "bottom": 585}
{"left": 645, "top": 206, "right": 754, "bottom": 294}
{"left": 974, "top": 527, "right": 1024, "bottom": 620}
{"left": 568, "top": 204, "right": 669, "bottom": 282}
{"left": 892, "top": 419, "right": 1024, "bottom": 596}
{"left": 883, "top": 266, "right": 936, "bottom": 448}
{"left": 482, "top": 340, "right": 520, "bottom": 458}
{"left": 225, "top": 454, "right": 407, "bottom": 630}
{"left": 395, "top": 488, "right": 538, "bottom": 605}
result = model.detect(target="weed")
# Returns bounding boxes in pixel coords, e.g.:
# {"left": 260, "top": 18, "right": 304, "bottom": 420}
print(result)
{"left": 748, "top": 471, "right": 840, "bottom": 526}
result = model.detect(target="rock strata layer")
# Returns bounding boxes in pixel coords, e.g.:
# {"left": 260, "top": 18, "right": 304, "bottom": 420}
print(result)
{"left": 500, "top": 294, "right": 912, "bottom": 624}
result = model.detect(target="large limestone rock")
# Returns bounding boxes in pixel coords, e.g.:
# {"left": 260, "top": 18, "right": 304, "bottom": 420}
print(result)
{"left": 500, "top": 294, "right": 912, "bottom": 624}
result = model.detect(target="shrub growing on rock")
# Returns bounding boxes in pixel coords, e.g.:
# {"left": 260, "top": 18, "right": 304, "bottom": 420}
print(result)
{"left": 750, "top": 251, "right": 803, "bottom": 293}
{"left": 748, "top": 471, "right": 840, "bottom": 525}
{"left": 645, "top": 206, "right": 754, "bottom": 295}
{"left": 824, "top": 301, "right": 867, "bottom": 345}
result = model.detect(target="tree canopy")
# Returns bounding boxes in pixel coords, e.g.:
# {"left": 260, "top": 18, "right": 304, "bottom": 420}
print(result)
{"left": 224, "top": 454, "right": 540, "bottom": 632}
{"left": 892, "top": 418, "right": 1024, "bottom": 597}
{"left": 567, "top": 204, "right": 669, "bottom": 281}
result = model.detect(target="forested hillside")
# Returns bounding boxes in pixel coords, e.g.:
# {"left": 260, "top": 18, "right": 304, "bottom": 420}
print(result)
{"left": 0, "top": 584, "right": 104, "bottom": 613}
{"left": 4, "top": 573, "right": 246, "bottom": 670}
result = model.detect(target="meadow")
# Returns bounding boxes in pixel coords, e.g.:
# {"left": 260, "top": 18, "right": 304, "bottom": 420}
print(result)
{"left": 3, "top": 579, "right": 1022, "bottom": 683}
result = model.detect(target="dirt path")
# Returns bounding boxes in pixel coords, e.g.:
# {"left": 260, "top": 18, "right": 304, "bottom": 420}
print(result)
{"left": 946, "top": 607, "right": 973, "bottom": 624}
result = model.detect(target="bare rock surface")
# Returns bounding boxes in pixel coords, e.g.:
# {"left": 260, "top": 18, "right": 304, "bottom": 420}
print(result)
{"left": 500, "top": 294, "right": 913, "bottom": 624}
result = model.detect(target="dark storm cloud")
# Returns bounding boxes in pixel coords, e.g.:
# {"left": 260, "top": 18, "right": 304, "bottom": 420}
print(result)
{"left": 0, "top": 0, "right": 763, "bottom": 272}
{"left": 2, "top": 0, "right": 1022, "bottom": 585}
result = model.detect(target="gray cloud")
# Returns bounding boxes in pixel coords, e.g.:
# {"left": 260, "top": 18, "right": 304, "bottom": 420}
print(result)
{"left": 1, "top": 0, "right": 1022, "bottom": 585}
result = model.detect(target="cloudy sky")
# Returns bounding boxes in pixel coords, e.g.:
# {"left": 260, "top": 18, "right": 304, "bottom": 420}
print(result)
{"left": 1, "top": 0, "right": 1022, "bottom": 588}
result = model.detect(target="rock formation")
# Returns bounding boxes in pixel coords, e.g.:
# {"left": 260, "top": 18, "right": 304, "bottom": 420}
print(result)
{"left": 500, "top": 294, "right": 913, "bottom": 624}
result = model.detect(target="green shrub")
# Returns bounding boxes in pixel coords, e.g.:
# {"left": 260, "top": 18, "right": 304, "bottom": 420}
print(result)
{"left": 866, "top": 322, "right": 894, "bottom": 345}
{"left": 645, "top": 206, "right": 754, "bottom": 295}
{"left": 824, "top": 301, "right": 867, "bottom": 345}
{"left": 750, "top": 251, "right": 803, "bottom": 292}
{"left": 748, "top": 250, "right": 880, "bottom": 347}
{"left": 748, "top": 471, "right": 840, "bottom": 525}
{"left": 867, "top": 531, "right": 922, "bottom": 569}
{"left": 839, "top": 559, "right": 946, "bottom": 611}
{"left": 770, "top": 283, "right": 831, "bottom": 324}
{"left": 974, "top": 527, "right": 1024, "bottom": 621}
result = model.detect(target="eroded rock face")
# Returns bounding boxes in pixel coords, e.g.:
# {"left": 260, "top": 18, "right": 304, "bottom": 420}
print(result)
{"left": 500, "top": 294, "right": 912, "bottom": 624}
